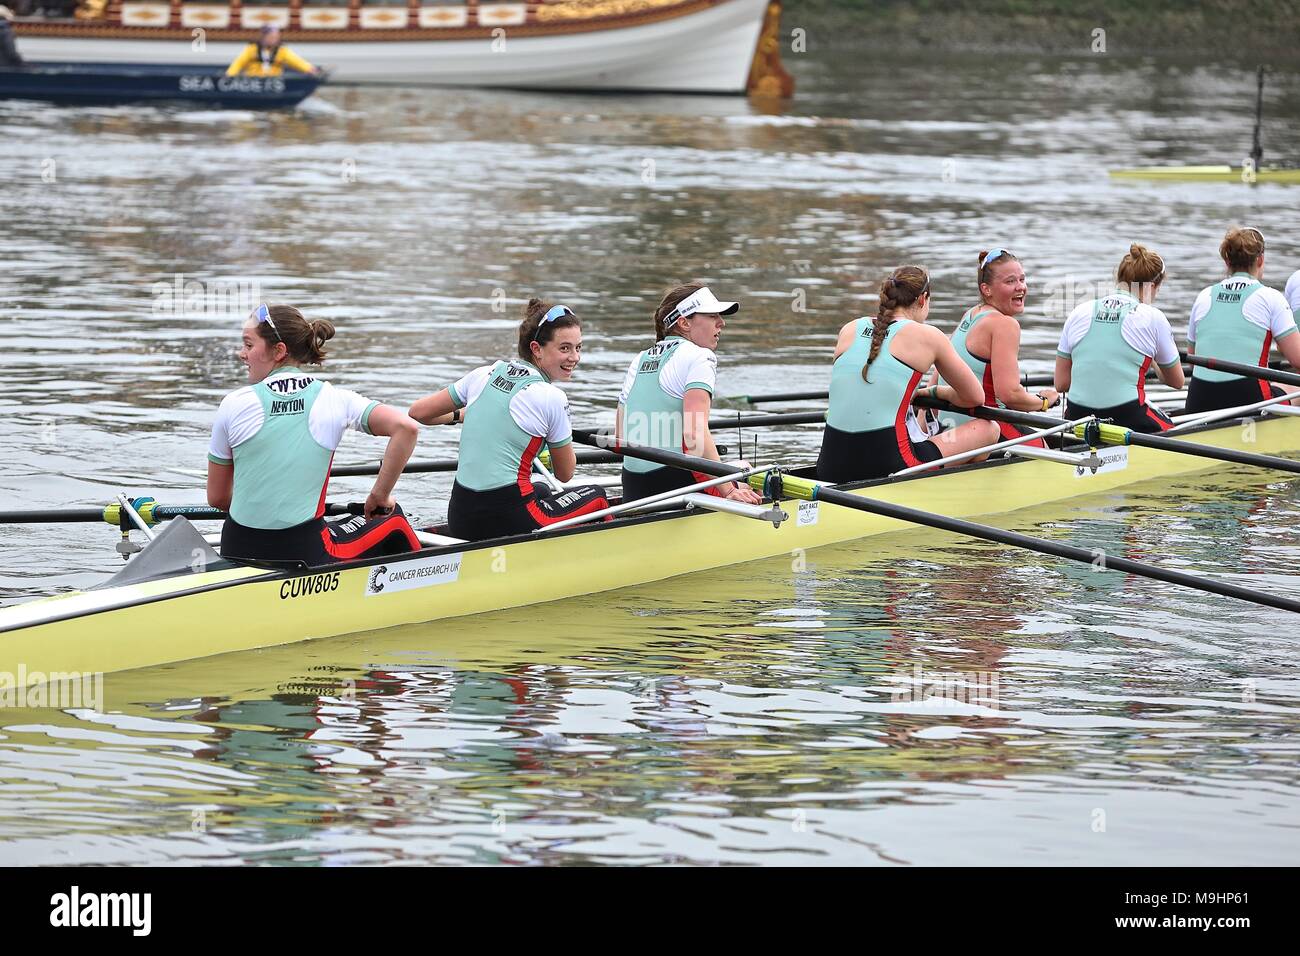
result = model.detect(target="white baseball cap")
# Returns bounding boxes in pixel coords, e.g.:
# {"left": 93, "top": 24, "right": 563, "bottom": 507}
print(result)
{"left": 662, "top": 286, "right": 739, "bottom": 330}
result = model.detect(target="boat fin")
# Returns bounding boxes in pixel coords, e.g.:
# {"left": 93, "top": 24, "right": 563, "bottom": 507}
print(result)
{"left": 95, "top": 517, "right": 227, "bottom": 589}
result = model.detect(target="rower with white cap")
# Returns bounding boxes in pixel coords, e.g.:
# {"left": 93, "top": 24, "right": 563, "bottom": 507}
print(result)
{"left": 616, "top": 282, "right": 763, "bottom": 503}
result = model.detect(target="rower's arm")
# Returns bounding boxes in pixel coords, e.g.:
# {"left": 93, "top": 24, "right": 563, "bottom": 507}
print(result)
{"left": 682, "top": 388, "right": 718, "bottom": 461}
{"left": 408, "top": 388, "right": 458, "bottom": 426}
{"left": 1054, "top": 356, "right": 1072, "bottom": 393}
{"left": 206, "top": 461, "right": 233, "bottom": 512}
{"left": 1156, "top": 359, "right": 1185, "bottom": 389}
{"left": 926, "top": 328, "right": 986, "bottom": 408}
{"left": 683, "top": 388, "right": 760, "bottom": 503}
{"left": 548, "top": 443, "right": 577, "bottom": 482}
{"left": 989, "top": 317, "right": 1056, "bottom": 410}
{"left": 366, "top": 404, "right": 419, "bottom": 502}
{"left": 1277, "top": 330, "right": 1300, "bottom": 370}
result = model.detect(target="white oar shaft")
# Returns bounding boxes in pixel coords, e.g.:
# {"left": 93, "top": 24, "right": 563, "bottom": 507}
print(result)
{"left": 532, "top": 457, "right": 564, "bottom": 493}
{"left": 1171, "top": 388, "right": 1298, "bottom": 427}
{"left": 116, "top": 494, "right": 156, "bottom": 541}
{"left": 890, "top": 416, "right": 1091, "bottom": 477}
{"left": 534, "top": 465, "right": 767, "bottom": 534}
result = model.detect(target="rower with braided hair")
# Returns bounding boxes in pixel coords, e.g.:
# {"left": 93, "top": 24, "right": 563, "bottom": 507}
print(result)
{"left": 816, "top": 266, "right": 998, "bottom": 482}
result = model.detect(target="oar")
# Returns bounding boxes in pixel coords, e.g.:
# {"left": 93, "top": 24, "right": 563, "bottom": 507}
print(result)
{"left": 732, "top": 372, "right": 1112, "bottom": 404}
{"left": 913, "top": 398, "right": 1300, "bottom": 477}
{"left": 1181, "top": 351, "right": 1300, "bottom": 388}
{"left": 571, "top": 429, "right": 1300, "bottom": 614}
{"left": 1252, "top": 64, "right": 1266, "bottom": 173}
{"left": 330, "top": 449, "right": 621, "bottom": 478}
{"left": 728, "top": 359, "right": 1295, "bottom": 405}
{"left": 0, "top": 501, "right": 361, "bottom": 526}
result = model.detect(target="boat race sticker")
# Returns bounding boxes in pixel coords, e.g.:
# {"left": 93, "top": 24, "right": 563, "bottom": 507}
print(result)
{"left": 797, "top": 500, "right": 820, "bottom": 526}
{"left": 365, "top": 553, "right": 463, "bottom": 596}
{"left": 1073, "top": 446, "right": 1129, "bottom": 478}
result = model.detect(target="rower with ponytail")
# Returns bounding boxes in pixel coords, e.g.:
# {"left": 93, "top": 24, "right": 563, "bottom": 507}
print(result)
{"left": 1055, "top": 242, "right": 1184, "bottom": 432}
{"left": 817, "top": 266, "right": 999, "bottom": 483}
{"left": 1184, "top": 225, "right": 1300, "bottom": 413}
{"left": 941, "top": 248, "right": 1058, "bottom": 446}
{"left": 207, "top": 303, "right": 422, "bottom": 566}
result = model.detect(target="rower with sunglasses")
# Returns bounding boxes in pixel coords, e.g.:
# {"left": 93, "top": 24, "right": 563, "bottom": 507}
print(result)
{"left": 1184, "top": 226, "right": 1300, "bottom": 414}
{"left": 938, "top": 249, "right": 1059, "bottom": 444}
{"left": 409, "top": 298, "right": 610, "bottom": 540}
{"left": 616, "top": 283, "right": 762, "bottom": 503}
{"left": 207, "top": 303, "right": 422, "bottom": 565}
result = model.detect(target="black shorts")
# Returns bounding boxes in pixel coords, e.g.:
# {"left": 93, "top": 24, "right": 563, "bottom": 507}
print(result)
{"left": 1064, "top": 397, "right": 1175, "bottom": 432}
{"left": 1185, "top": 375, "right": 1284, "bottom": 415}
{"left": 621, "top": 464, "right": 728, "bottom": 503}
{"left": 222, "top": 506, "right": 420, "bottom": 566}
{"left": 447, "top": 480, "right": 610, "bottom": 541}
{"left": 815, "top": 423, "right": 942, "bottom": 483}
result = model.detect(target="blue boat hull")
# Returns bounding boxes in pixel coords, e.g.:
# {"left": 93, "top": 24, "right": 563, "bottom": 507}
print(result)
{"left": 0, "top": 62, "right": 321, "bottom": 108}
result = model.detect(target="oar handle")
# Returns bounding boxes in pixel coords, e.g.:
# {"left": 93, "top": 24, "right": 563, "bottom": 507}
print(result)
{"left": 1181, "top": 352, "right": 1300, "bottom": 387}
{"left": 572, "top": 429, "right": 740, "bottom": 481}
{"left": 914, "top": 396, "right": 1300, "bottom": 476}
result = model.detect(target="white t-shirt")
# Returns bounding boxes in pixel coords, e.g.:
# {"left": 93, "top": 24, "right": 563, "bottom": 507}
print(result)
{"left": 208, "top": 369, "right": 376, "bottom": 463}
{"left": 1187, "top": 280, "right": 1296, "bottom": 344}
{"left": 1285, "top": 270, "right": 1300, "bottom": 320}
{"left": 1058, "top": 297, "right": 1181, "bottom": 366}
{"left": 450, "top": 363, "right": 571, "bottom": 445}
{"left": 618, "top": 338, "right": 718, "bottom": 405}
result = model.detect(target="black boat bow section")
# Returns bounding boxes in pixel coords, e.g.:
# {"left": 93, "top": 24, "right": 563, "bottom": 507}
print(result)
{"left": 0, "top": 62, "right": 321, "bottom": 108}
{"left": 573, "top": 428, "right": 1300, "bottom": 615}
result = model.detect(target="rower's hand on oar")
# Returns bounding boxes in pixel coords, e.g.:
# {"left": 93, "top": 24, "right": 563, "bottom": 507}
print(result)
{"left": 1037, "top": 388, "right": 1061, "bottom": 411}
{"left": 365, "top": 492, "right": 396, "bottom": 520}
{"left": 725, "top": 483, "right": 763, "bottom": 504}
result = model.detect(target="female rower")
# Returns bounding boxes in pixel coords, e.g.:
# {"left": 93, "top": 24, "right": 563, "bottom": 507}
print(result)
{"left": 208, "top": 304, "right": 421, "bottom": 565}
{"left": 942, "top": 249, "right": 1059, "bottom": 441}
{"left": 409, "top": 299, "right": 610, "bottom": 541}
{"left": 616, "top": 283, "right": 763, "bottom": 504}
{"left": 816, "top": 266, "right": 999, "bottom": 483}
{"left": 1185, "top": 227, "right": 1300, "bottom": 413}
{"left": 1055, "top": 244, "right": 1183, "bottom": 432}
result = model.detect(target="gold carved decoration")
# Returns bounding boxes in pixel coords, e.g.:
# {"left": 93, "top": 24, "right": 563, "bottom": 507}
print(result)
{"left": 746, "top": 0, "right": 793, "bottom": 97}
{"left": 535, "top": 0, "right": 684, "bottom": 23}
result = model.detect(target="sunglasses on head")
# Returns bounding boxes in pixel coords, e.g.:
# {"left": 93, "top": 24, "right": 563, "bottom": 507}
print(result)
{"left": 980, "top": 248, "right": 1013, "bottom": 269}
{"left": 532, "top": 304, "right": 574, "bottom": 342}
{"left": 252, "top": 303, "right": 282, "bottom": 342}
{"left": 1241, "top": 226, "right": 1266, "bottom": 251}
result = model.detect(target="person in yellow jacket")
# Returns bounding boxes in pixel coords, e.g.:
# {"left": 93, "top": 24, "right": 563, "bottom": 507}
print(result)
{"left": 226, "top": 26, "right": 321, "bottom": 78}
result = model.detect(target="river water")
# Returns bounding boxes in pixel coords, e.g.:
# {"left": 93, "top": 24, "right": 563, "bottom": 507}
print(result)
{"left": 1, "top": 49, "right": 1299, "bottom": 865}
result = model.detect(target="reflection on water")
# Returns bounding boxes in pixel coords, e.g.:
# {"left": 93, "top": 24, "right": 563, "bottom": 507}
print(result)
{"left": 1, "top": 51, "right": 1299, "bottom": 864}
{"left": 2, "top": 472, "right": 1299, "bottom": 865}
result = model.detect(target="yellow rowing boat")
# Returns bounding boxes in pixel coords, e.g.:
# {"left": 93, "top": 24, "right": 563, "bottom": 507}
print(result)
{"left": 2, "top": 409, "right": 1297, "bottom": 688}
{"left": 1109, "top": 165, "right": 1300, "bottom": 184}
